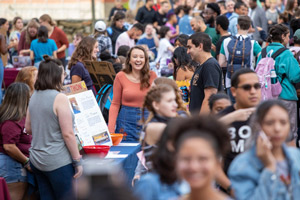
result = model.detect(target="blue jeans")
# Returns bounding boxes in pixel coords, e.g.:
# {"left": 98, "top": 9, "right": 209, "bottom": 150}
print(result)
{"left": 0, "top": 153, "right": 27, "bottom": 183}
{"left": 115, "top": 105, "right": 148, "bottom": 141}
{"left": 30, "top": 163, "right": 75, "bottom": 200}
{"left": 0, "top": 59, "right": 3, "bottom": 104}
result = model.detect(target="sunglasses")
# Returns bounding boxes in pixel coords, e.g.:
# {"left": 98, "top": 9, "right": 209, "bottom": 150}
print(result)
{"left": 236, "top": 83, "right": 261, "bottom": 91}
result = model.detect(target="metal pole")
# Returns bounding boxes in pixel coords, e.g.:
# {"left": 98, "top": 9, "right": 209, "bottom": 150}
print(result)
{"left": 91, "top": 0, "right": 96, "bottom": 30}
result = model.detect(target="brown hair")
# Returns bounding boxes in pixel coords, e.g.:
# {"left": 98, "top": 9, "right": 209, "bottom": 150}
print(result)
{"left": 68, "top": 36, "right": 97, "bottom": 70}
{"left": 25, "top": 19, "right": 40, "bottom": 45}
{"left": 154, "top": 77, "right": 188, "bottom": 114}
{"left": 35, "top": 55, "right": 63, "bottom": 91}
{"left": 15, "top": 66, "right": 38, "bottom": 95}
{"left": 12, "top": 16, "right": 22, "bottom": 29}
{"left": 0, "top": 82, "right": 30, "bottom": 124}
{"left": 142, "top": 84, "right": 175, "bottom": 123}
{"left": 238, "top": 15, "right": 251, "bottom": 30}
{"left": 123, "top": 46, "right": 151, "bottom": 90}
{"left": 39, "top": 14, "right": 56, "bottom": 26}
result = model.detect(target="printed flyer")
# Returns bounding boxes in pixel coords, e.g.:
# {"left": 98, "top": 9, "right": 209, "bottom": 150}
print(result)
{"left": 64, "top": 82, "right": 112, "bottom": 146}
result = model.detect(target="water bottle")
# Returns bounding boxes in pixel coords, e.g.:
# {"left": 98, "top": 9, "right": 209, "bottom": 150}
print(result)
{"left": 270, "top": 69, "right": 278, "bottom": 84}
{"left": 180, "top": 86, "right": 189, "bottom": 103}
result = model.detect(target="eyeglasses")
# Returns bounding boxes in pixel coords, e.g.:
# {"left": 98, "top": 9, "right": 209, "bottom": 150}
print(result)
{"left": 236, "top": 83, "right": 261, "bottom": 91}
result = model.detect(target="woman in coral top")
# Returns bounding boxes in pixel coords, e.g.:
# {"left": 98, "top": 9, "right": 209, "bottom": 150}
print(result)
{"left": 108, "top": 46, "right": 157, "bottom": 141}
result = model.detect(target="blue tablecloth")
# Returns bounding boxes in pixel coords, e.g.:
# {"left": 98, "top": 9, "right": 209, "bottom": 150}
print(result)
{"left": 109, "top": 142, "right": 141, "bottom": 184}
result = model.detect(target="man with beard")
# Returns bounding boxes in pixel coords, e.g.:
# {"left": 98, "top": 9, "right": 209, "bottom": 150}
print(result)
{"left": 190, "top": 16, "right": 219, "bottom": 57}
{"left": 187, "top": 32, "right": 223, "bottom": 115}
{"left": 203, "top": 3, "right": 221, "bottom": 28}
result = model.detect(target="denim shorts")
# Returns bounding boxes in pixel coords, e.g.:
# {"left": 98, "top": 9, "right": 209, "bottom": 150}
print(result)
{"left": 0, "top": 153, "right": 27, "bottom": 183}
{"left": 115, "top": 105, "right": 148, "bottom": 141}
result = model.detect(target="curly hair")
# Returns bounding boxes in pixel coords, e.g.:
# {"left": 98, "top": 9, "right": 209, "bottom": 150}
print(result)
{"left": 68, "top": 36, "right": 97, "bottom": 70}
{"left": 142, "top": 84, "right": 175, "bottom": 123}
{"left": 123, "top": 46, "right": 151, "bottom": 90}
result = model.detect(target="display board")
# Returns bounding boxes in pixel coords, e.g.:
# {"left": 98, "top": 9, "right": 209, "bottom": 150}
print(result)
{"left": 64, "top": 81, "right": 112, "bottom": 146}
{"left": 85, "top": 61, "right": 116, "bottom": 92}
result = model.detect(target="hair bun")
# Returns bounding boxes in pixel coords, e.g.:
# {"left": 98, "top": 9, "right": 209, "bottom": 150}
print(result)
{"left": 43, "top": 55, "right": 51, "bottom": 62}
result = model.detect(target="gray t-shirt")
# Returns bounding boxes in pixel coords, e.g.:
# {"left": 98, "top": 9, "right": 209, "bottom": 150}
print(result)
{"left": 29, "top": 90, "right": 73, "bottom": 171}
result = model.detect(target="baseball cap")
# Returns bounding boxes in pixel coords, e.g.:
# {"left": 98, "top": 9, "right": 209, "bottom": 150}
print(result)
{"left": 95, "top": 21, "right": 106, "bottom": 32}
{"left": 294, "top": 29, "right": 300, "bottom": 40}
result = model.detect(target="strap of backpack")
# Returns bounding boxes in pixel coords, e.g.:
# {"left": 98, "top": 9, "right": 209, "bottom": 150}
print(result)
{"left": 271, "top": 47, "right": 288, "bottom": 59}
{"left": 230, "top": 38, "right": 239, "bottom": 74}
{"left": 261, "top": 47, "right": 267, "bottom": 58}
{"left": 242, "top": 39, "right": 245, "bottom": 67}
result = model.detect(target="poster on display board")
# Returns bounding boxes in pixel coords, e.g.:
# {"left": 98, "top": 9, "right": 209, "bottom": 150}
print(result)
{"left": 63, "top": 81, "right": 112, "bottom": 147}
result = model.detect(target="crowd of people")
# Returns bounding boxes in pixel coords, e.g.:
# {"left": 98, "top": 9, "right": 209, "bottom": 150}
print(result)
{"left": 1, "top": 0, "right": 300, "bottom": 199}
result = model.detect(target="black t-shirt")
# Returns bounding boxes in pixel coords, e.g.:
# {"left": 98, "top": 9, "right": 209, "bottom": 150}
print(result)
{"left": 135, "top": 6, "right": 157, "bottom": 24}
{"left": 155, "top": 12, "right": 167, "bottom": 26}
{"left": 216, "top": 35, "right": 231, "bottom": 58}
{"left": 189, "top": 57, "right": 223, "bottom": 114}
{"left": 218, "top": 105, "right": 252, "bottom": 174}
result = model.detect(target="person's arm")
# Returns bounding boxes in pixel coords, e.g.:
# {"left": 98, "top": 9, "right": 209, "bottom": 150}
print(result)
{"left": 152, "top": 29, "right": 159, "bottom": 47}
{"left": 108, "top": 75, "right": 123, "bottom": 133}
{"left": 30, "top": 50, "right": 34, "bottom": 61}
{"left": 167, "top": 44, "right": 175, "bottom": 53}
{"left": 0, "top": 34, "right": 7, "bottom": 54}
{"left": 17, "top": 31, "right": 25, "bottom": 54}
{"left": 200, "top": 87, "right": 217, "bottom": 115}
{"left": 54, "top": 93, "right": 83, "bottom": 178}
{"left": 215, "top": 165, "right": 234, "bottom": 197}
{"left": 3, "top": 144, "right": 28, "bottom": 164}
{"left": 57, "top": 44, "right": 67, "bottom": 54}
{"left": 219, "top": 107, "right": 256, "bottom": 125}
{"left": 108, "top": 37, "right": 113, "bottom": 55}
{"left": 218, "top": 53, "right": 227, "bottom": 68}
{"left": 135, "top": 8, "right": 143, "bottom": 23}
{"left": 25, "top": 110, "right": 32, "bottom": 134}
{"left": 53, "top": 51, "right": 57, "bottom": 59}
{"left": 70, "top": 63, "right": 84, "bottom": 84}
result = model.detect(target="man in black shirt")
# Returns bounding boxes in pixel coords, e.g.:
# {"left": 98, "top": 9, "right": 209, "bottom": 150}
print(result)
{"left": 187, "top": 32, "right": 223, "bottom": 115}
{"left": 218, "top": 68, "right": 261, "bottom": 173}
{"left": 135, "top": 0, "right": 157, "bottom": 24}
{"left": 154, "top": 1, "right": 170, "bottom": 27}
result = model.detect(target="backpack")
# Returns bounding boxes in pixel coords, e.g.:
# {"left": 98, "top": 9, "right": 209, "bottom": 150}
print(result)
{"left": 227, "top": 35, "right": 252, "bottom": 78}
{"left": 255, "top": 47, "right": 288, "bottom": 101}
{"left": 96, "top": 84, "right": 113, "bottom": 123}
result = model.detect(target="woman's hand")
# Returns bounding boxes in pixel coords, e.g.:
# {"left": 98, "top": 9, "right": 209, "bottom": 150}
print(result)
{"left": 74, "top": 165, "right": 83, "bottom": 179}
{"left": 256, "top": 132, "right": 276, "bottom": 172}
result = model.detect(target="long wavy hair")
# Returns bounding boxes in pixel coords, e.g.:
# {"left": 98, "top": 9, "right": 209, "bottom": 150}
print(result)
{"left": 25, "top": 19, "right": 39, "bottom": 45}
{"left": 123, "top": 46, "right": 151, "bottom": 90}
{"left": 68, "top": 36, "right": 97, "bottom": 70}
{"left": 0, "top": 82, "right": 30, "bottom": 124}
{"left": 39, "top": 14, "right": 56, "bottom": 26}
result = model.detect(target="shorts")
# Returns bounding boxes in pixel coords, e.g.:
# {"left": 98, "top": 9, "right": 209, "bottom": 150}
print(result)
{"left": 0, "top": 153, "right": 27, "bottom": 183}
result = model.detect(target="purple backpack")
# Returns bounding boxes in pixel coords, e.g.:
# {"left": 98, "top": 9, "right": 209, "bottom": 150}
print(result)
{"left": 255, "top": 47, "right": 287, "bottom": 101}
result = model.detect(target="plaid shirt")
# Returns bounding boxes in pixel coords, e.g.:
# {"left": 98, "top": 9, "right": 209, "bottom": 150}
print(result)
{"left": 94, "top": 35, "right": 113, "bottom": 59}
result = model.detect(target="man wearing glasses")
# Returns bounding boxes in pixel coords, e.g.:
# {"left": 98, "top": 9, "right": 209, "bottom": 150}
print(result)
{"left": 218, "top": 68, "right": 261, "bottom": 174}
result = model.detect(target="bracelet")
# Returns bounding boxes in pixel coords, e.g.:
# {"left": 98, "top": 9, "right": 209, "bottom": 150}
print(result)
{"left": 23, "top": 158, "right": 29, "bottom": 167}
{"left": 72, "top": 157, "right": 83, "bottom": 167}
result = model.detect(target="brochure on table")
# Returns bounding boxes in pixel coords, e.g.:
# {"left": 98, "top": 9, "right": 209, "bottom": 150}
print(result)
{"left": 64, "top": 81, "right": 112, "bottom": 147}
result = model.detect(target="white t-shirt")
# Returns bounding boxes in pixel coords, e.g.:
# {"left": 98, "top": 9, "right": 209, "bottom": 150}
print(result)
{"left": 155, "top": 38, "right": 172, "bottom": 69}
{"left": 115, "top": 32, "right": 135, "bottom": 54}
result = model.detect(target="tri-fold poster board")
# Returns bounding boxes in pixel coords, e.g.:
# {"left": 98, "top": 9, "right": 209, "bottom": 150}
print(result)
{"left": 63, "top": 81, "right": 112, "bottom": 147}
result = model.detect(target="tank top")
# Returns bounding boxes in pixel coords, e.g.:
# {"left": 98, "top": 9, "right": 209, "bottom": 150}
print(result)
{"left": 29, "top": 90, "right": 73, "bottom": 171}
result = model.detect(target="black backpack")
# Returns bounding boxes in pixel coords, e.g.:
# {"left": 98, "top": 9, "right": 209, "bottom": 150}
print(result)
{"left": 96, "top": 84, "right": 113, "bottom": 123}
